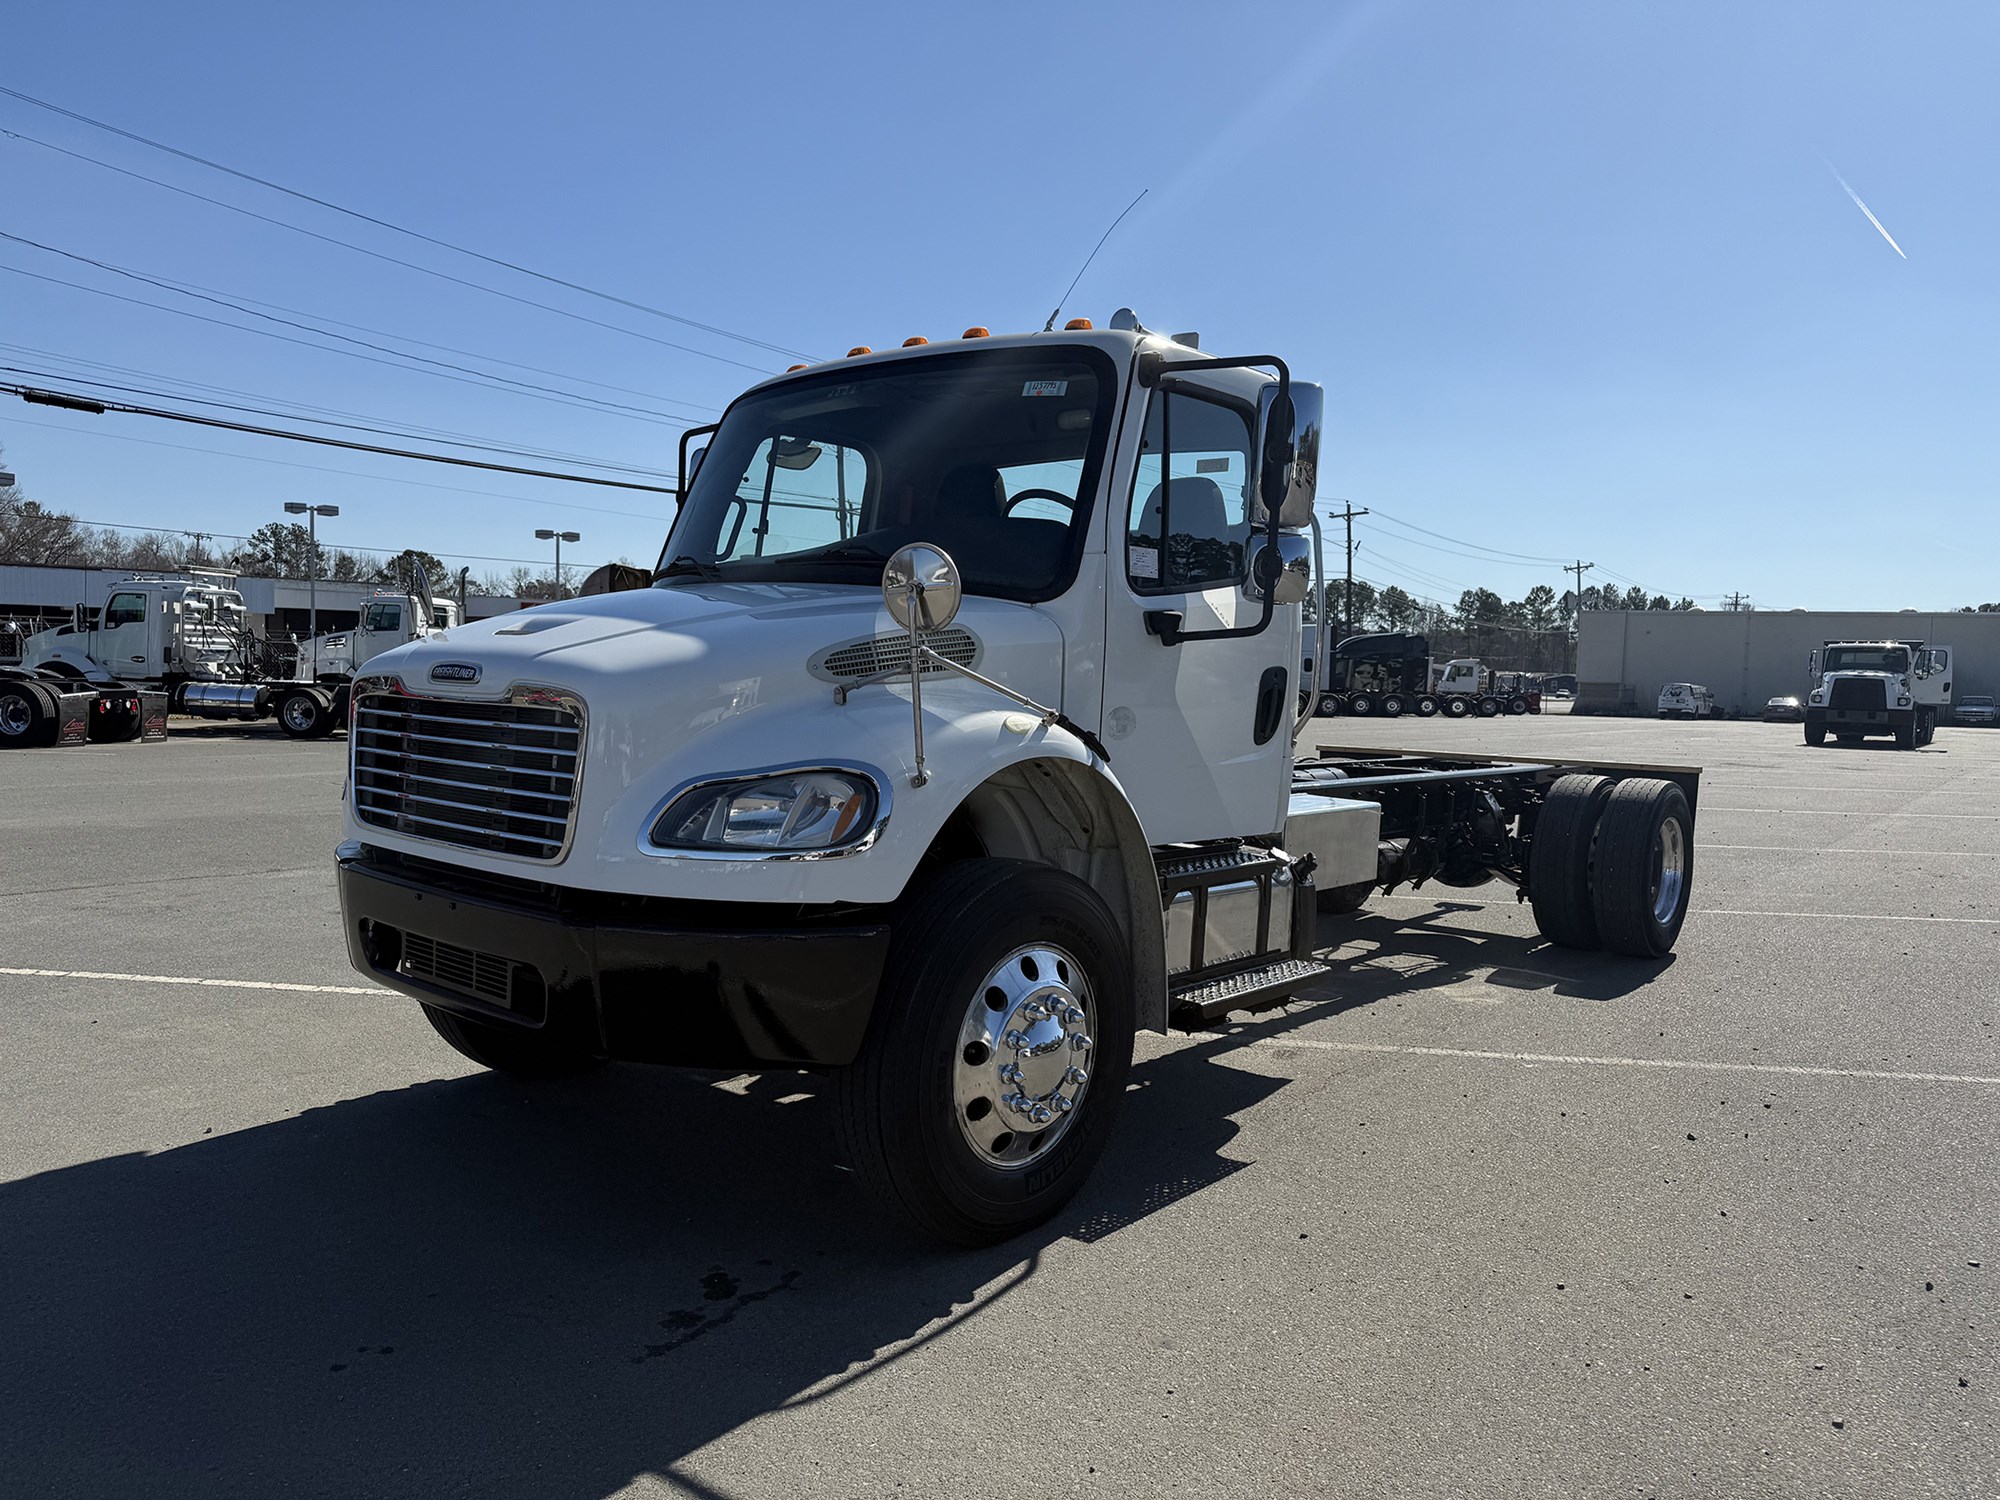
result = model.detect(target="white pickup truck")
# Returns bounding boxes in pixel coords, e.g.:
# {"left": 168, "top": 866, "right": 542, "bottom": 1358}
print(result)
{"left": 334, "top": 313, "right": 1701, "bottom": 1243}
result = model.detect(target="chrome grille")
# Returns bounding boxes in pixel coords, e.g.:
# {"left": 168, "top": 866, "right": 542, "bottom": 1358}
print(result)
{"left": 351, "top": 690, "right": 582, "bottom": 861}
{"left": 812, "top": 626, "right": 978, "bottom": 681}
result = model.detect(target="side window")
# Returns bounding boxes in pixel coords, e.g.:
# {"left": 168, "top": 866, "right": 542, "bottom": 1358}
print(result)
{"left": 1126, "top": 389, "right": 1254, "bottom": 592}
{"left": 363, "top": 603, "right": 403, "bottom": 632}
{"left": 719, "top": 437, "right": 868, "bottom": 561}
{"left": 104, "top": 592, "right": 147, "bottom": 628}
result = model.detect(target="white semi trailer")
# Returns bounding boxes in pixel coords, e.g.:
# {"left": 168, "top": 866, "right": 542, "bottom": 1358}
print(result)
{"left": 0, "top": 568, "right": 454, "bottom": 747}
{"left": 334, "top": 314, "right": 1701, "bottom": 1244}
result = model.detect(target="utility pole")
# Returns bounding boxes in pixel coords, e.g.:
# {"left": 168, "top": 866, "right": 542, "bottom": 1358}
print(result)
{"left": 1324, "top": 502, "right": 1368, "bottom": 641}
{"left": 181, "top": 530, "right": 211, "bottom": 565}
{"left": 1722, "top": 591, "right": 1751, "bottom": 612}
{"left": 283, "top": 503, "right": 339, "bottom": 676}
{"left": 1565, "top": 560, "right": 1595, "bottom": 626}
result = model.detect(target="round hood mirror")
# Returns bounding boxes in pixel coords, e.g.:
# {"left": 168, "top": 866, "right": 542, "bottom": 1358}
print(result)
{"left": 882, "top": 543, "right": 962, "bottom": 632}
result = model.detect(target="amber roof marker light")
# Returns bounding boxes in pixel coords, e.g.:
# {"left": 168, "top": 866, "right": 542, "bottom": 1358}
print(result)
{"left": 962, "top": 327, "right": 990, "bottom": 339}
{"left": 902, "top": 336, "right": 929, "bottom": 347}
{"left": 847, "top": 346, "right": 873, "bottom": 357}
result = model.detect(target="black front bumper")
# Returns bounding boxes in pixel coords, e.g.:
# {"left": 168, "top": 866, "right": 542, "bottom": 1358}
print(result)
{"left": 337, "top": 845, "right": 891, "bottom": 1068}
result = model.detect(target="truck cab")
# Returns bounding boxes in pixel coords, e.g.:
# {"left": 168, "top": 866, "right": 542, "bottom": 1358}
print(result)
{"left": 1804, "top": 639, "right": 1950, "bottom": 749}
{"left": 294, "top": 591, "right": 442, "bottom": 682}
{"left": 334, "top": 315, "right": 1698, "bottom": 1243}
{"left": 20, "top": 574, "right": 250, "bottom": 688}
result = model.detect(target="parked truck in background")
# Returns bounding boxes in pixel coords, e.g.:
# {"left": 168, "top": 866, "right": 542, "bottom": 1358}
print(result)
{"left": 1803, "top": 639, "right": 1952, "bottom": 749}
{"left": 0, "top": 567, "right": 455, "bottom": 747}
{"left": 1306, "top": 635, "right": 1538, "bottom": 719}
{"left": 332, "top": 312, "right": 1701, "bottom": 1245}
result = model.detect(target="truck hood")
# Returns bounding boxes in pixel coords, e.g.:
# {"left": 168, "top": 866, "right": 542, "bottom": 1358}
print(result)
{"left": 358, "top": 580, "right": 1067, "bottom": 794}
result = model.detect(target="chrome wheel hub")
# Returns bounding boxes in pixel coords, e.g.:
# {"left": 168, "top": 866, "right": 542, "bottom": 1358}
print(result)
{"left": 0, "top": 694, "right": 31, "bottom": 736}
{"left": 283, "top": 697, "right": 314, "bottom": 730}
{"left": 1651, "top": 817, "right": 1686, "bottom": 923}
{"left": 953, "top": 943, "right": 1093, "bottom": 1169}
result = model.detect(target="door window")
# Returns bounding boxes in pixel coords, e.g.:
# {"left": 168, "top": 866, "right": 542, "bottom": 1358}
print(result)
{"left": 104, "top": 592, "right": 147, "bottom": 628}
{"left": 1126, "top": 389, "right": 1254, "bottom": 592}
{"left": 363, "top": 603, "right": 403, "bottom": 632}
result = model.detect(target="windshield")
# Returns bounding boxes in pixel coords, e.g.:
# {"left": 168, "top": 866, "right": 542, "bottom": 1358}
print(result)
{"left": 1825, "top": 647, "right": 1909, "bottom": 673}
{"left": 660, "top": 347, "right": 1117, "bottom": 601}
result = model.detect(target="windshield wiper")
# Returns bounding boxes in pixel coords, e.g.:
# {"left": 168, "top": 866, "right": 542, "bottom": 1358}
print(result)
{"left": 807, "top": 541, "right": 892, "bottom": 564}
{"left": 658, "top": 554, "right": 723, "bottom": 581}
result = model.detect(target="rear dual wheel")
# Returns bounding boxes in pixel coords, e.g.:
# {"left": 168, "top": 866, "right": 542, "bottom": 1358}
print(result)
{"left": 1529, "top": 775, "right": 1693, "bottom": 958}
{"left": 1443, "top": 696, "right": 1471, "bottom": 719}
{"left": 1476, "top": 696, "right": 1502, "bottom": 718}
{"left": 0, "top": 681, "right": 58, "bottom": 748}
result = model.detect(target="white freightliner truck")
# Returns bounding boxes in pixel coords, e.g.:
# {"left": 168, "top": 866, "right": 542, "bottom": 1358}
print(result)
{"left": 1803, "top": 639, "right": 1952, "bottom": 749}
{"left": 0, "top": 568, "right": 455, "bottom": 747}
{"left": 334, "top": 314, "right": 1702, "bottom": 1244}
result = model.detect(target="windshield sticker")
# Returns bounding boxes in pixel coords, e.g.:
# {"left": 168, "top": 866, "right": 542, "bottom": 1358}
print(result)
{"left": 1128, "top": 545, "right": 1160, "bottom": 580}
{"left": 1196, "top": 457, "right": 1230, "bottom": 474}
{"left": 1021, "top": 379, "right": 1069, "bottom": 397}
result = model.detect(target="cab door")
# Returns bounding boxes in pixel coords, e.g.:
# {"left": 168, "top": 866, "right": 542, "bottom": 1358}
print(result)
{"left": 355, "top": 600, "right": 405, "bottom": 668}
{"left": 95, "top": 589, "right": 152, "bottom": 675}
{"left": 1098, "top": 374, "right": 1297, "bottom": 845}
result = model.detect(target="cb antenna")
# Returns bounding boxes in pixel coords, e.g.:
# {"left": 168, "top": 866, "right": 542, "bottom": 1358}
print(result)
{"left": 1043, "top": 188, "right": 1148, "bottom": 332}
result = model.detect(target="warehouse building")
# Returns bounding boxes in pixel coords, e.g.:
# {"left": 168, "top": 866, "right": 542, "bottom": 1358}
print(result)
{"left": 1576, "top": 609, "right": 2000, "bottom": 716}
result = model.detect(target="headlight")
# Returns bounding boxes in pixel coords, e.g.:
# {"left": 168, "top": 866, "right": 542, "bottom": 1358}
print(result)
{"left": 650, "top": 770, "right": 879, "bottom": 853}
{"left": 1897, "top": 694, "right": 1912, "bottom": 707}
{"left": 1810, "top": 690, "right": 1823, "bottom": 704}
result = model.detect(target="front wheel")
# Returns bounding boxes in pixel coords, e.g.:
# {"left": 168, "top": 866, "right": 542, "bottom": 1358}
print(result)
{"left": 1476, "top": 696, "right": 1502, "bottom": 718}
{"left": 1804, "top": 722, "right": 1826, "bottom": 746}
{"left": 420, "top": 1005, "right": 605, "bottom": 1078}
{"left": 1443, "top": 696, "right": 1471, "bottom": 719}
{"left": 1506, "top": 696, "right": 1531, "bottom": 716}
{"left": 277, "top": 689, "right": 330, "bottom": 739}
{"left": 835, "top": 859, "right": 1134, "bottom": 1246}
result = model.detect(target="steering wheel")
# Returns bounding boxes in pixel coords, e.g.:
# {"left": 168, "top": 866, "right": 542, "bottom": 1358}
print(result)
{"left": 1002, "top": 488, "right": 1076, "bottom": 518}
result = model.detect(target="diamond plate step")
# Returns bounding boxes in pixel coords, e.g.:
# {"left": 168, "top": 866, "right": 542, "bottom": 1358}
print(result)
{"left": 1170, "top": 957, "right": 1330, "bottom": 1026}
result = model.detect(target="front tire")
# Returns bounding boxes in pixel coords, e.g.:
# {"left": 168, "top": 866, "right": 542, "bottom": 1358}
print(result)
{"left": 420, "top": 1004, "right": 604, "bottom": 1078}
{"left": 1443, "top": 696, "right": 1471, "bottom": 718}
{"left": 1590, "top": 779, "right": 1694, "bottom": 958}
{"left": 1476, "top": 696, "right": 1502, "bottom": 718}
{"left": 835, "top": 859, "right": 1134, "bottom": 1246}
{"left": 1804, "top": 722, "right": 1826, "bottom": 746}
{"left": 1506, "top": 695, "right": 1531, "bottom": 716}
{"left": 277, "top": 689, "right": 329, "bottom": 739}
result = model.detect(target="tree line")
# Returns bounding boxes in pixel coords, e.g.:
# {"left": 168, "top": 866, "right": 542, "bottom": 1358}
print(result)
{"left": 1305, "top": 580, "right": 1699, "bottom": 673}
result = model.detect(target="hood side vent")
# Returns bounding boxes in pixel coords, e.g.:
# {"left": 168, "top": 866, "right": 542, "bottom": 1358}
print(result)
{"left": 810, "top": 626, "right": 980, "bottom": 682}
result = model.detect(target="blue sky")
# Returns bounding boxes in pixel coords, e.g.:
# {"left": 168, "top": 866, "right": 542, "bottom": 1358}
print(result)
{"left": 4, "top": 1, "right": 1995, "bottom": 607}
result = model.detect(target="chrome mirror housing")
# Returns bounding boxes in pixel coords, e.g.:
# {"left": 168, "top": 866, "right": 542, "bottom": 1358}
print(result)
{"left": 1244, "top": 532, "right": 1312, "bottom": 606}
{"left": 882, "top": 544, "right": 963, "bottom": 632}
{"left": 1253, "top": 381, "right": 1322, "bottom": 530}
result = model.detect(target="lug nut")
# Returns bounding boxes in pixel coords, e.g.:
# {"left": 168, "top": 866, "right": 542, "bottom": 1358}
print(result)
{"left": 1030, "top": 1105, "right": 1053, "bottom": 1124}
{"left": 1022, "top": 1001, "right": 1050, "bottom": 1021}
{"left": 1071, "top": 1033, "right": 1093, "bottom": 1052}
{"left": 1052, "top": 1095, "right": 1074, "bottom": 1114}
{"left": 1004, "top": 1030, "right": 1027, "bottom": 1051}
{"left": 999, "top": 1063, "right": 1023, "bottom": 1085}
{"left": 1002, "top": 1092, "right": 1032, "bottom": 1116}
{"left": 1062, "top": 1006, "right": 1085, "bottom": 1026}
{"left": 1065, "top": 1066, "right": 1088, "bottom": 1086}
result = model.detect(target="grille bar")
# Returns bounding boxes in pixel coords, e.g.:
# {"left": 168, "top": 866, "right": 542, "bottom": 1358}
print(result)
{"left": 351, "top": 689, "right": 583, "bottom": 861}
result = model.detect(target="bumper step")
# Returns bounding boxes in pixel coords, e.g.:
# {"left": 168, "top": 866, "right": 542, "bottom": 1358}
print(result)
{"left": 1171, "top": 957, "right": 1329, "bottom": 1027}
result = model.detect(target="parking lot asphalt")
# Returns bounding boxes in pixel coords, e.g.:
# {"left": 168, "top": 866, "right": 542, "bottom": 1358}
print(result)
{"left": 2, "top": 716, "right": 1995, "bottom": 1498}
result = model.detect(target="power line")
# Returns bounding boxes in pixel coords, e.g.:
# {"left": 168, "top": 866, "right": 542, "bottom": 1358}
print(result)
{"left": 0, "top": 125, "right": 777, "bottom": 377}
{"left": 0, "top": 255, "right": 702, "bottom": 434}
{"left": 1362, "top": 505, "right": 1569, "bottom": 564}
{"left": 3, "top": 381, "right": 677, "bottom": 494}
{"left": 1355, "top": 516, "right": 1554, "bottom": 569}
{"left": 0, "top": 89, "right": 817, "bottom": 363}
{"left": 2, "top": 363, "right": 676, "bottom": 477}
{"left": 2, "top": 413, "right": 670, "bottom": 524}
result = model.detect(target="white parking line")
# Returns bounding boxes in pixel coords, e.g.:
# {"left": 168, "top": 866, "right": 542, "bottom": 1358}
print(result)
{"left": 0, "top": 966, "right": 385, "bottom": 995}
{"left": 1705, "top": 806, "right": 2000, "bottom": 820}
{"left": 1252, "top": 1036, "right": 2000, "bottom": 1086}
{"left": 1701, "top": 844, "right": 2000, "bottom": 858}
{"left": 1372, "top": 895, "right": 1997, "bottom": 926}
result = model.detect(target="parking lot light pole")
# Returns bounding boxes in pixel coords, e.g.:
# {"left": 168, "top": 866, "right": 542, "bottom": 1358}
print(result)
{"left": 535, "top": 528, "right": 580, "bottom": 600}
{"left": 284, "top": 502, "right": 339, "bottom": 674}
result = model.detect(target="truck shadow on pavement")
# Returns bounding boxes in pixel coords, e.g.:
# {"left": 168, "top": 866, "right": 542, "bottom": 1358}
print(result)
{"left": 2, "top": 1023, "right": 1296, "bottom": 1499}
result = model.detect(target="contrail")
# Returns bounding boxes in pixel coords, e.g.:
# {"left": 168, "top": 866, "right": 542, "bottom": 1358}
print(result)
{"left": 1823, "top": 158, "right": 1907, "bottom": 259}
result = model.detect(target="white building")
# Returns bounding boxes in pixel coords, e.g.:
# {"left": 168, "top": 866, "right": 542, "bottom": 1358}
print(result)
{"left": 1576, "top": 608, "right": 2000, "bottom": 716}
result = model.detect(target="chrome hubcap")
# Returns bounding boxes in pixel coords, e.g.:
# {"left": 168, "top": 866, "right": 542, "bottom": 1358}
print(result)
{"left": 1651, "top": 817, "right": 1686, "bottom": 924}
{"left": 283, "top": 698, "right": 313, "bottom": 730}
{"left": 953, "top": 943, "right": 1093, "bottom": 1169}
{"left": 0, "top": 695, "right": 31, "bottom": 735}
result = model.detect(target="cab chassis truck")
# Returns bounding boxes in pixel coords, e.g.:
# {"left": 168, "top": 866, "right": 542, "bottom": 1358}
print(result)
{"left": 334, "top": 314, "right": 1700, "bottom": 1245}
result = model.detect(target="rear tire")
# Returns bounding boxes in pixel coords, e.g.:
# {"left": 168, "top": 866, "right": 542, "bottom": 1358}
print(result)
{"left": 1506, "top": 696, "right": 1530, "bottom": 716}
{"left": 0, "top": 681, "right": 55, "bottom": 748}
{"left": 1379, "top": 693, "right": 1405, "bottom": 717}
{"left": 1315, "top": 880, "right": 1375, "bottom": 915}
{"left": 1590, "top": 779, "right": 1694, "bottom": 958}
{"left": 1317, "top": 693, "right": 1343, "bottom": 717}
{"left": 420, "top": 1004, "right": 605, "bottom": 1078}
{"left": 1528, "top": 774, "right": 1613, "bottom": 950}
{"left": 1476, "top": 696, "right": 1501, "bottom": 718}
{"left": 1414, "top": 695, "right": 1439, "bottom": 717}
{"left": 1443, "top": 696, "right": 1471, "bottom": 718}
{"left": 1348, "top": 693, "right": 1378, "bottom": 717}
{"left": 835, "top": 859, "right": 1134, "bottom": 1246}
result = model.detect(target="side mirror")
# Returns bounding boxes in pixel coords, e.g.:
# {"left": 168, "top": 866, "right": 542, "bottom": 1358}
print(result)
{"left": 1244, "top": 532, "right": 1311, "bottom": 606}
{"left": 686, "top": 446, "right": 707, "bottom": 483}
{"left": 882, "top": 543, "right": 962, "bottom": 631}
{"left": 1254, "top": 381, "right": 1322, "bottom": 529}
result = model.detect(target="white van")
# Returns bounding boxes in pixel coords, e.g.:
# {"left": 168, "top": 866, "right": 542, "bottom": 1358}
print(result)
{"left": 1658, "top": 682, "right": 1718, "bottom": 720}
